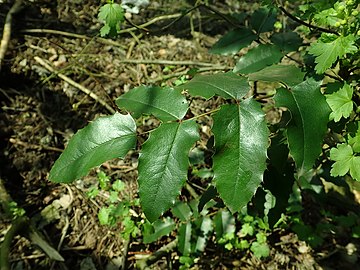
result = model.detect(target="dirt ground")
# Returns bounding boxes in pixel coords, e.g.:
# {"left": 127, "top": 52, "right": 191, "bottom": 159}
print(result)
{"left": 1, "top": 0, "right": 360, "bottom": 269}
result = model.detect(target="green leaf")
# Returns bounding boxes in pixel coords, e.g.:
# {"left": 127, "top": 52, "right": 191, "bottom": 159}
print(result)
{"left": 198, "top": 185, "right": 217, "bottom": 213}
{"left": 274, "top": 79, "right": 330, "bottom": 173}
{"left": 326, "top": 83, "right": 354, "bottom": 122}
{"left": 143, "top": 217, "right": 176, "bottom": 243}
{"left": 98, "top": 207, "right": 110, "bottom": 225}
{"left": 251, "top": 242, "right": 270, "bottom": 258}
{"left": 214, "top": 210, "right": 235, "bottom": 240}
{"left": 212, "top": 100, "right": 269, "bottom": 213}
{"left": 349, "top": 124, "right": 360, "bottom": 153}
{"left": 116, "top": 86, "right": 188, "bottom": 121}
{"left": 49, "top": 113, "right": 136, "bottom": 183}
{"left": 195, "top": 216, "right": 213, "bottom": 252}
{"left": 178, "top": 222, "right": 192, "bottom": 256}
{"left": 177, "top": 72, "right": 250, "bottom": 100}
{"left": 98, "top": 3, "right": 124, "bottom": 37}
{"left": 250, "top": 8, "right": 277, "bottom": 34}
{"left": 234, "top": 44, "right": 283, "bottom": 74}
{"left": 138, "top": 120, "right": 199, "bottom": 222}
{"left": 172, "top": 202, "right": 192, "bottom": 222}
{"left": 330, "top": 144, "right": 360, "bottom": 181}
{"left": 112, "top": 179, "right": 125, "bottom": 192}
{"left": 271, "top": 32, "right": 303, "bottom": 53}
{"left": 308, "top": 35, "right": 357, "bottom": 74}
{"left": 210, "top": 29, "right": 257, "bottom": 55}
{"left": 240, "top": 223, "right": 254, "bottom": 236}
{"left": 248, "top": 64, "right": 305, "bottom": 86}
{"left": 314, "top": 8, "right": 338, "bottom": 27}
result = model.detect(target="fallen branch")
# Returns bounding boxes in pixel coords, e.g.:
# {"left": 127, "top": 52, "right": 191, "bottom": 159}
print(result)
{"left": 34, "top": 56, "right": 116, "bottom": 114}
{"left": 0, "top": 0, "right": 23, "bottom": 71}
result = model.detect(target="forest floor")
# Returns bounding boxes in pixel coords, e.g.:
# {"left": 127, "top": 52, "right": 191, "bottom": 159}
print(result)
{"left": 1, "top": 0, "right": 360, "bottom": 269}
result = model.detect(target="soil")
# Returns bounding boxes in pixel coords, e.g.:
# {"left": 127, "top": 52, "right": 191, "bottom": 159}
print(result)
{"left": 0, "top": 0, "right": 360, "bottom": 269}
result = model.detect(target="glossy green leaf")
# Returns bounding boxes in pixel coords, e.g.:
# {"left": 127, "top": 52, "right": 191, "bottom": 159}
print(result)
{"left": 198, "top": 185, "right": 217, "bottom": 213}
{"left": 250, "top": 8, "right": 277, "bottom": 34}
{"left": 234, "top": 44, "right": 283, "bottom": 74}
{"left": 210, "top": 29, "right": 257, "bottom": 55}
{"left": 178, "top": 222, "right": 192, "bottom": 255}
{"left": 172, "top": 202, "right": 192, "bottom": 222}
{"left": 212, "top": 100, "right": 269, "bottom": 213}
{"left": 143, "top": 217, "right": 176, "bottom": 244}
{"left": 308, "top": 34, "right": 357, "bottom": 74}
{"left": 214, "top": 210, "right": 235, "bottom": 240}
{"left": 49, "top": 113, "right": 136, "bottom": 183}
{"left": 274, "top": 78, "right": 330, "bottom": 173}
{"left": 195, "top": 216, "right": 213, "bottom": 252}
{"left": 271, "top": 32, "right": 303, "bottom": 53}
{"left": 138, "top": 120, "right": 199, "bottom": 222}
{"left": 248, "top": 64, "right": 304, "bottom": 86}
{"left": 177, "top": 72, "right": 250, "bottom": 100}
{"left": 330, "top": 143, "right": 360, "bottom": 181}
{"left": 116, "top": 86, "right": 188, "bottom": 121}
{"left": 326, "top": 83, "right": 354, "bottom": 122}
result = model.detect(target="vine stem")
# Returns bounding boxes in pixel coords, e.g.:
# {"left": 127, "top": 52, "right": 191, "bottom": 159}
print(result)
{"left": 186, "top": 107, "right": 221, "bottom": 121}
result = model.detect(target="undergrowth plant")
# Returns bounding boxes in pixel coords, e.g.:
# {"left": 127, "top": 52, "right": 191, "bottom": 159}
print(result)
{"left": 49, "top": 0, "right": 360, "bottom": 262}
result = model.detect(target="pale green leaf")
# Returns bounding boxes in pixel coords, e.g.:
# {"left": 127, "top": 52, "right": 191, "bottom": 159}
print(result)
{"left": 274, "top": 79, "right": 330, "bottom": 173}
{"left": 314, "top": 8, "right": 338, "bottom": 27}
{"left": 195, "top": 216, "right": 213, "bottom": 252}
{"left": 178, "top": 222, "right": 192, "bottom": 255}
{"left": 177, "top": 72, "right": 250, "bottom": 100}
{"left": 210, "top": 29, "right": 257, "bottom": 55}
{"left": 251, "top": 242, "right": 270, "bottom": 258}
{"left": 143, "top": 217, "right": 176, "bottom": 243}
{"left": 49, "top": 113, "right": 136, "bottom": 183}
{"left": 214, "top": 210, "right": 236, "bottom": 240}
{"left": 326, "top": 83, "right": 353, "bottom": 122}
{"left": 172, "top": 202, "right": 192, "bottom": 222}
{"left": 348, "top": 124, "right": 360, "bottom": 153}
{"left": 138, "top": 120, "right": 199, "bottom": 222}
{"left": 308, "top": 35, "right": 357, "bottom": 74}
{"left": 212, "top": 100, "right": 269, "bottom": 213}
{"left": 116, "top": 86, "right": 188, "bottom": 121}
{"left": 330, "top": 143, "right": 360, "bottom": 181}
{"left": 98, "top": 3, "right": 124, "bottom": 36}
{"left": 234, "top": 44, "right": 283, "bottom": 74}
{"left": 248, "top": 64, "right": 304, "bottom": 86}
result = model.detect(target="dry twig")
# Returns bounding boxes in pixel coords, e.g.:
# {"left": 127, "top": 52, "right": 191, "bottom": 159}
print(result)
{"left": 34, "top": 56, "right": 116, "bottom": 114}
{"left": 0, "top": 0, "right": 23, "bottom": 71}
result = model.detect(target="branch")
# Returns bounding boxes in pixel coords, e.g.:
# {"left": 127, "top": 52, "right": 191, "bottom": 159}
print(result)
{"left": 278, "top": 5, "right": 339, "bottom": 35}
{"left": 34, "top": 56, "right": 116, "bottom": 114}
{"left": 0, "top": 0, "right": 23, "bottom": 71}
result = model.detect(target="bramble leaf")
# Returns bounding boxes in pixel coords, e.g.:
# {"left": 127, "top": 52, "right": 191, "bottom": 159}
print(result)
{"left": 212, "top": 99, "right": 269, "bottom": 213}
{"left": 274, "top": 78, "right": 330, "bottom": 173}
{"left": 138, "top": 120, "right": 199, "bottom": 222}
{"left": 49, "top": 113, "right": 136, "bottom": 183}
{"left": 116, "top": 86, "right": 188, "bottom": 121}
{"left": 234, "top": 44, "right": 283, "bottom": 74}
{"left": 248, "top": 64, "right": 304, "bottom": 86}
{"left": 326, "top": 83, "right": 353, "bottom": 122}
{"left": 98, "top": 3, "right": 124, "bottom": 37}
{"left": 308, "top": 35, "right": 357, "bottom": 74}
{"left": 177, "top": 72, "right": 250, "bottom": 100}
{"left": 330, "top": 144, "right": 360, "bottom": 181}
{"left": 210, "top": 29, "right": 257, "bottom": 55}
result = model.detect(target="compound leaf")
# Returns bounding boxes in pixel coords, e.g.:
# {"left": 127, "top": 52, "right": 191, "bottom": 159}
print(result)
{"left": 274, "top": 78, "right": 330, "bottom": 173}
{"left": 116, "top": 86, "right": 188, "bottom": 121}
{"left": 330, "top": 143, "right": 360, "bottom": 181}
{"left": 234, "top": 44, "right": 283, "bottom": 74}
{"left": 210, "top": 28, "right": 257, "bottom": 55}
{"left": 177, "top": 72, "right": 250, "bottom": 100}
{"left": 49, "top": 113, "right": 136, "bottom": 183}
{"left": 212, "top": 100, "right": 269, "bottom": 213}
{"left": 326, "top": 83, "right": 354, "bottom": 122}
{"left": 248, "top": 64, "right": 304, "bottom": 86}
{"left": 98, "top": 3, "right": 124, "bottom": 37}
{"left": 138, "top": 120, "right": 199, "bottom": 222}
{"left": 308, "top": 34, "right": 357, "bottom": 74}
